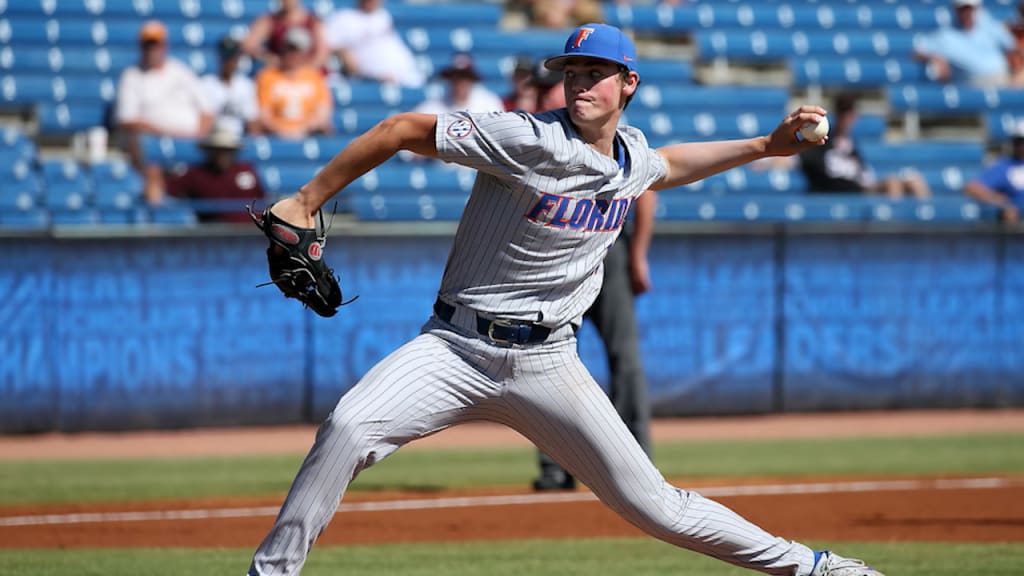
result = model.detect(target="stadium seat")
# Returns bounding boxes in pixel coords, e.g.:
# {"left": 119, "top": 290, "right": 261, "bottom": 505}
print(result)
{"left": 696, "top": 29, "right": 919, "bottom": 62}
{"left": 352, "top": 163, "right": 476, "bottom": 195}
{"left": 860, "top": 141, "right": 984, "bottom": 173}
{"left": 350, "top": 191, "right": 469, "bottom": 221}
{"left": 36, "top": 102, "right": 109, "bottom": 134}
{"left": 149, "top": 203, "right": 198, "bottom": 226}
{"left": 41, "top": 159, "right": 92, "bottom": 211}
{"left": 986, "top": 111, "right": 1024, "bottom": 141}
{"left": 627, "top": 110, "right": 785, "bottom": 141}
{"left": 334, "top": 107, "right": 393, "bottom": 135}
{"left": 389, "top": 3, "right": 503, "bottom": 27}
{"left": 258, "top": 164, "right": 321, "bottom": 196}
{"left": 790, "top": 57, "right": 928, "bottom": 88}
{"left": 863, "top": 198, "right": 996, "bottom": 223}
{"left": 603, "top": 4, "right": 697, "bottom": 33}
{"left": 0, "top": 207, "right": 48, "bottom": 229}
{"left": 239, "top": 135, "right": 353, "bottom": 164}
{"left": 0, "top": 126, "right": 36, "bottom": 161}
{"left": 141, "top": 136, "right": 203, "bottom": 166}
{"left": 0, "top": 177, "right": 41, "bottom": 211}
{"left": 50, "top": 208, "right": 101, "bottom": 226}
{"left": 331, "top": 80, "right": 428, "bottom": 108}
{"left": 888, "top": 84, "right": 1024, "bottom": 115}
{"left": 91, "top": 160, "right": 143, "bottom": 210}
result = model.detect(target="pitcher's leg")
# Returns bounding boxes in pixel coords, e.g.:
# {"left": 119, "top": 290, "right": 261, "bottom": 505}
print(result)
{"left": 250, "top": 329, "right": 499, "bottom": 576}
{"left": 504, "top": 343, "right": 815, "bottom": 576}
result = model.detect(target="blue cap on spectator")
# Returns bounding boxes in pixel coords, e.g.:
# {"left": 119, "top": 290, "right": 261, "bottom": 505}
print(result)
{"left": 544, "top": 24, "right": 637, "bottom": 72}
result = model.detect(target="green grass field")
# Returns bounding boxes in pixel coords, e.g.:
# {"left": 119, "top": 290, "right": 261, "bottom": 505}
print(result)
{"left": 2, "top": 540, "right": 1022, "bottom": 576}
{"left": 2, "top": 433, "right": 1022, "bottom": 576}
{"left": 2, "top": 433, "right": 1022, "bottom": 505}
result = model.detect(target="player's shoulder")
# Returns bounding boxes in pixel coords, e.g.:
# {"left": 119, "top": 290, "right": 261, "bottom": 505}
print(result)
{"left": 616, "top": 123, "right": 656, "bottom": 155}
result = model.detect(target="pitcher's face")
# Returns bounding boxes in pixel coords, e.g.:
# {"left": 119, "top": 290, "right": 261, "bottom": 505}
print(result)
{"left": 561, "top": 58, "right": 636, "bottom": 125}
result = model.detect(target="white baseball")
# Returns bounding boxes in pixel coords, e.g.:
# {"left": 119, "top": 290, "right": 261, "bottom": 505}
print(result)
{"left": 799, "top": 116, "right": 829, "bottom": 142}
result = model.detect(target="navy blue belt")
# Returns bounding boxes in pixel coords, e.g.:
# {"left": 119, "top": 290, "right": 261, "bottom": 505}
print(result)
{"left": 433, "top": 298, "right": 552, "bottom": 345}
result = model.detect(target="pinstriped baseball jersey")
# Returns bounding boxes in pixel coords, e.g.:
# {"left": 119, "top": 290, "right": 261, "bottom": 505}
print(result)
{"left": 433, "top": 108, "right": 666, "bottom": 328}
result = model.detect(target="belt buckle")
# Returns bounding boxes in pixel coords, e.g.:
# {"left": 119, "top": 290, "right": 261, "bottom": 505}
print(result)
{"left": 487, "top": 318, "right": 518, "bottom": 344}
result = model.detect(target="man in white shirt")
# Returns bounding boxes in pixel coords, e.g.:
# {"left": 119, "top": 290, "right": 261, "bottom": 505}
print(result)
{"left": 201, "top": 35, "right": 260, "bottom": 137}
{"left": 323, "top": 0, "right": 425, "bottom": 88}
{"left": 115, "top": 20, "right": 213, "bottom": 169}
{"left": 413, "top": 53, "right": 503, "bottom": 115}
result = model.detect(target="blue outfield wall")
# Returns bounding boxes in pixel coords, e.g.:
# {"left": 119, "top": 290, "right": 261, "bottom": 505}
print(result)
{"left": 1, "top": 227, "right": 1023, "bottom": 433}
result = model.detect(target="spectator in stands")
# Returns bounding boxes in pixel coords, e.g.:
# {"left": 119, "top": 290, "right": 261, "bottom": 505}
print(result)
{"left": 144, "top": 122, "right": 265, "bottom": 223}
{"left": 201, "top": 35, "right": 260, "bottom": 137}
{"left": 1005, "top": 0, "right": 1024, "bottom": 83}
{"left": 323, "top": 0, "right": 425, "bottom": 88}
{"left": 913, "top": 0, "right": 1017, "bottom": 88}
{"left": 502, "top": 55, "right": 539, "bottom": 112}
{"left": 964, "top": 121, "right": 1024, "bottom": 223}
{"left": 115, "top": 20, "right": 213, "bottom": 171}
{"left": 799, "top": 94, "right": 931, "bottom": 199}
{"left": 531, "top": 60, "right": 566, "bottom": 112}
{"left": 413, "top": 53, "right": 503, "bottom": 115}
{"left": 255, "top": 27, "right": 334, "bottom": 140}
{"left": 243, "top": 0, "right": 328, "bottom": 72}
{"left": 519, "top": 0, "right": 604, "bottom": 29}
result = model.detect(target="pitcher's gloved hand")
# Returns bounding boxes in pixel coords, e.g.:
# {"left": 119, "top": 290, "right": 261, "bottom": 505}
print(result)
{"left": 248, "top": 203, "right": 356, "bottom": 317}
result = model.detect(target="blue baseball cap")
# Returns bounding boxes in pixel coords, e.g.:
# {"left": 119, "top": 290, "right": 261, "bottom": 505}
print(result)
{"left": 544, "top": 23, "right": 637, "bottom": 72}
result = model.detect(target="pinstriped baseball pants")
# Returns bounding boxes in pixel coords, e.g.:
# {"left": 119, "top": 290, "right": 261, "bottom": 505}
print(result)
{"left": 249, "top": 317, "right": 816, "bottom": 576}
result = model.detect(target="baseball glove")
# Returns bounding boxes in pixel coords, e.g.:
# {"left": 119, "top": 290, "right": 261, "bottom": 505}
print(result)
{"left": 248, "top": 203, "right": 356, "bottom": 317}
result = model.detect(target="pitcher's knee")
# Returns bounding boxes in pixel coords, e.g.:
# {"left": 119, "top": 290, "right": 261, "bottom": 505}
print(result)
{"left": 607, "top": 482, "right": 692, "bottom": 541}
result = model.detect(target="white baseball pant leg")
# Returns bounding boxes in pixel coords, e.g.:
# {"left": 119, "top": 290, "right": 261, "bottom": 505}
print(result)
{"left": 250, "top": 318, "right": 817, "bottom": 576}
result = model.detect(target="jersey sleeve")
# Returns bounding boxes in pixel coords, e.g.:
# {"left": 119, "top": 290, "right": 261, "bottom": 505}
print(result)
{"left": 434, "top": 111, "right": 543, "bottom": 181}
{"left": 621, "top": 126, "right": 667, "bottom": 191}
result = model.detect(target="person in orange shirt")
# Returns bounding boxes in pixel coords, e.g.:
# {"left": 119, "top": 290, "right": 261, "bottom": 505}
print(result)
{"left": 256, "top": 27, "right": 334, "bottom": 139}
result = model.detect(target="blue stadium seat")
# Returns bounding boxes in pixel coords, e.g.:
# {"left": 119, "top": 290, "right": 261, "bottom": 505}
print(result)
{"left": 36, "top": 102, "right": 109, "bottom": 134}
{"left": 422, "top": 53, "right": 509, "bottom": 82}
{"left": 41, "top": 159, "right": 92, "bottom": 211}
{"left": 0, "top": 74, "right": 116, "bottom": 104}
{"left": 0, "top": 45, "right": 136, "bottom": 75}
{"left": 350, "top": 191, "right": 468, "bottom": 221}
{"left": 850, "top": 114, "right": 887, "bottom": 141}
{"left": 239, "top": 135, "right": 353, "bottom": 164}
{"left": 0, "top": 177, "right": 41, "bottom": 211}
{"left": 863, "top": 198, "right": 996, "bottom": 223}
{"left": 91, "top": 160, "right": 143, "bottom": 210}
{"left": 331, "top": 80, "right": 428, "bottom": 108}
{"left": 389, "top": 3, "right": 503, "bottom": 27}
{"left": 632, "top": 85, "right": 788, "bottom": 113}
{"left": 258, "top": 164, "right": 321, "bottom": 196}
{"left": 149, "top": 204, "right": 199, "bottom": 226}
{"left": 628, "top": 110, "right": 784, "bottom": 141}
{"left": 97, "top": 207, "right": 144, "bottom": 225}
{"left": 0, "top": 207, "right": 48, "bottom": 229}
{"left": 696, "top": 29, "right": 919, "bottom": 61}
{"left": 352, "top": 163, "right": 476, "bottom": 196}
{"left": 603, "top": 4, "right": 697, "bottom": 33}
{"left": 0, "top": 126, "right": 36, "bottom": 161}
{"left": 402, "top": 28, "right": 566, "bottom": 58}
{"left": 51, "top": 209, "right": 101, "bottom": 226}
{"left": 141, "top": 136, "right": 203, "bottom": 166}
{"left": 919, "top": 166, "right": 979, "bottom": 195}
{"left": 790, "top": 57, "right": 928, "bottom": 88}
{"left": 860, "top": 141, "right": 984, "bottom": 172}
{"left": 334, "top": 107, "right": 392, "bottom": 135}
{"left": 888, "top": 84, "right": 1024, "bottom": 115}
{"left": 638, "top": 59, "right": 694, "bottom": 85}
{"left": 986, "top": 111, "right": 1024, "bottom": 141}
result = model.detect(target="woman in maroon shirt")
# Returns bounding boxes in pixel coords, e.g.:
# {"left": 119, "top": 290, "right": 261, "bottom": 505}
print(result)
{"left": 243, "top": 0, "right": 328, "bottom": 72}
